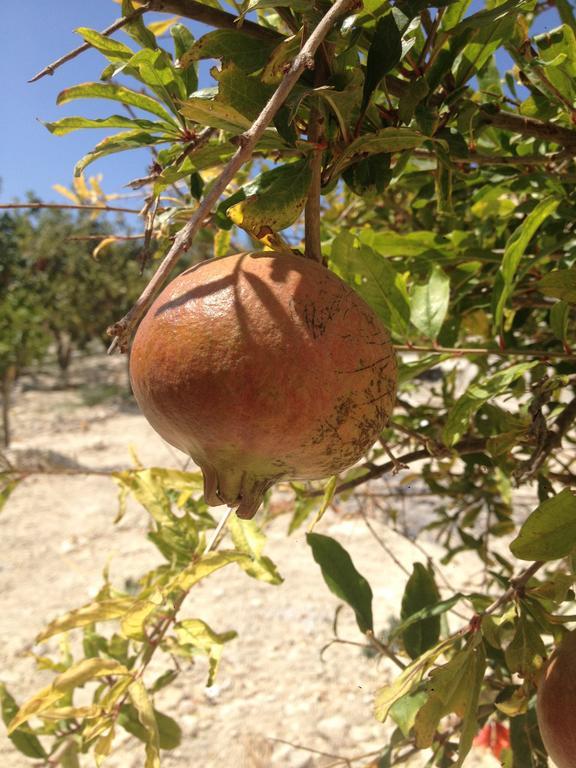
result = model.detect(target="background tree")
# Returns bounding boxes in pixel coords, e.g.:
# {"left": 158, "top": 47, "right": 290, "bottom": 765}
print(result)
{"left": 4, "top": 0, "right": 576, "bottom": 766}
{"left": 0, "top": 213, "right": 50, "bottom": 446}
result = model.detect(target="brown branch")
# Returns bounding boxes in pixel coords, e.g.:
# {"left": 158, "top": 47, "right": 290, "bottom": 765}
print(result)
{"left": 394, "top": 344, "right": 576, "bottom": 361}
{"left": 28, "top": 2, "right": 152, "bottom": 83}
{"left": 307, "top": 438, "right": 488, "bottom": 498}
{"left": 149, "top": 0, "right": 283, "bottom": 41}
{"left": 0, "top": 202, "right": 143, "bottom": 214}
{"left": 304, "top": 49, "right": 327, "bottom": 264}
{"left": 480, "top": 108, "right": 576, "bottom": 149}
{"left": 413, "top": 149, "right": 568, "bottom": 167}
{"left": 107, "top": 0, "right": 357, "bottom": 353}
{"left": 482, "top": 560, "right": 545, "bottom": 617}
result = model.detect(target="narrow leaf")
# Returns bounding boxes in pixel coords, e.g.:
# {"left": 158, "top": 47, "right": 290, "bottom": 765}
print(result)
{"left": 494, "top": 196, "right": 560, "bottom": 330}
{"left": 510, "top": 489, "right": 576, "bottom": 561}
{"left": 410, "top": 266, "right": 450, "bottom": 341}
{"left": 307, "top": 533, "right": 373, "bottom": 633}
{"left": 57, "top": 82, "right": 175, "bottom": 123}
{"left": 128, "top": 681, "right": 160, "bottom": 768}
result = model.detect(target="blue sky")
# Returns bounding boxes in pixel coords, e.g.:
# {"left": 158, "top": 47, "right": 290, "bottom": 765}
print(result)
{"left": 0, "top": 3, "right": 208, "bottom": 204}
{"left": 0, "top": 1, "right": 563, "bottom": 204}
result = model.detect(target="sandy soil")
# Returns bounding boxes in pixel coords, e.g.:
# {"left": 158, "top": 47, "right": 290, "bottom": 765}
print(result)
{"left": 0, "top": 353, "right": 502, "bottom": 767}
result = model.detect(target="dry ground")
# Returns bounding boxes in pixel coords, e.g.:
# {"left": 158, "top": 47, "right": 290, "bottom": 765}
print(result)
{"left": 0, "top": 352, "right": 502, "bottom": 767}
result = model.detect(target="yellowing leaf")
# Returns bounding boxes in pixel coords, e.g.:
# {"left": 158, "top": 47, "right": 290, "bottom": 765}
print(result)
{"left": 52, "top": 184, "right": 80, "bottom": 204}
{"left": 174, "top": 618, "right": 237, "bottom": 686}
{"left": 228, "top": 160, "right": 312, "bottom": 238}
{"left": 148, "top": 16, "right": 180, "bottom": 35}
{"left": 93, "top": 237, "right": 118, "bottom": 260}
{"left": 36, "top": 598, "right": 135, "bottom": 642}
{"left": 53, "top": 658, "right": 131, "bottom": 692}
{"left": 128, "top": 681, "right": 160, "bottom": 768}
{"left": 95, "top": 725, "right": 116, "bottom": 767}
{"left": 8, "top": 687, "right": 65, "bottom": 733}
{"left": 167, "top": 550, "right": 250, "bottom": 592}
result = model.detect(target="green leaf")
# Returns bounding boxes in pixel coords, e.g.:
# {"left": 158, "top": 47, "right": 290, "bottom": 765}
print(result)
{"left": 454, "top": 7, "right": 519, "bottom": 87}
{"left": 510, "top": 488, "right": 576, "bottom": 561}
{"left": 342, "top": 153, "right": 392, "bottom": 197}
{"left": 127, "top": 681, "right": 160, "bottom": 768}
{"left": 174, "top": 619, "right": 237, "bottom": 686}
{"left": 375, "top": 638, "right": 454, "bottom": 721}
{"left": 228, "top": 160, "right": 312, "bottom": 237}
{"left": 443, "top": 362, "right": 537, "bottom": 446}
{"left": 74, "top": 130, "right": 170, "bottom": 177}
{"left": 399, "top": 564, "right": 442, "bottom": 659}
{"left": 119, "top": 704, "right": 182, "bottom": 751}
{"left": 75, "top": 27, "right": 134, "bottom": 62}
{"left": 180, "top": 63, "right": 275, "bottom": 131}
{"left": 455, "top": 643, "right": 487, "bottom": 767}
{"left": 124, "top": 48, "right": 187, "bottom": 111}
{"left": 494, "top": 196, "right": 560, "bottom": 330}
{"left": 330, "top": 232, "right": 410, "bottom": 339}
{"left": 308, "top": 476, "right": 338, "bottom": 533}
{"left": 307, "top": 532, "right": 373, "bottom": 633}
{"left": 56, "top": 82, "right": 175, "bottom": 123}
{"left": 179, "top": 30, "right": 276, "bottom": 73}
{"left": 171, "top": 24, "right": 198, "bottom": 95}
{"left": 410, "top": 266, "right": 450, "bottom": 341}
{"left": 398, "top": 78, "right": 430, "bottom": 124}
{"left": 43, "top": 115, "right": 172, "bottom": 136}
{"left": 504, "top": 614, "right": 546, "bottom": 677}
{"left": 0, "top": 685, "right": 47, "bottom": 759}
{"left": 121, "top": 0, "right": 157, "bottom": 49}
{"left": 451, "top": 0, "right": 531, "bottom": 32}
{"left": 414, "top": 642, "right": 485, "bottom": 754}
{"left": 362, "top": 13, "right": 404, "bottom": 111}
{"left": 538, "top": 268, "right": 576, "bottom": 303}
{"left": 334, "top": 128, "right": 426, "bottom": 177}
{"left": 228, "top": 515, "right": 283, "bottom": 585}
{"left": 389, "top": 690, "right": 428, "bottom": 737}
{"left": 287, "top": 490, "right": 319, "bottom": 535}
{"left": 550, "top": 300, "right": 570, "bottom": 342}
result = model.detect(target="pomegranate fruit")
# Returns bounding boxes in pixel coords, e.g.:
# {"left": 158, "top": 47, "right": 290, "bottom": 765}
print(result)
{"left": 536, "top": 630, "right": 576, "bottom": 768}
{"left": 129, "top": 251, "right": 397, "bottom": 518}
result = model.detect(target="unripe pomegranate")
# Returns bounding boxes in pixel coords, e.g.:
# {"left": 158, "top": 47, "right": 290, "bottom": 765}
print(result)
{"left": 536, "top": 630, "right": 576, "bottom": 768}
{"left": 130, "top": 251, "right": 397, "bottom": 518}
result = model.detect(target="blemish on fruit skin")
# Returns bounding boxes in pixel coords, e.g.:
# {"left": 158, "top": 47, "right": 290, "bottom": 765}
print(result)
{"left": 130, "top": 251, "right": 398, "bottom": 519}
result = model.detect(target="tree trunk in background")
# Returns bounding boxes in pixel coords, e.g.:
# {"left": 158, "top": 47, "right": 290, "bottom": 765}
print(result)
{"left": 54, "top": 331, "right": 72, "bottom": 388}
{"left": 1, "top": 367, "right": 15, "bottom": 448}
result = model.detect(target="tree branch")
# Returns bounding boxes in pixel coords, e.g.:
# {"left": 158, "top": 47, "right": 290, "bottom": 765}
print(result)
{"left": 393, "top": 344, "right": 576, "bottom": 361}
{"left": 480, "top": 108, "right": 576, "bottom": 149}
{"left": 0, "top": 202, "right": 143, "bottom": 214}
{"left": 307, "top": 438, "right": 488, "bottom": 498}
{"left": 28, "top": 2, "right": 151, "bottom": 83}
{"left": 148, "top": 0, "right": 283, "bottom": 41}
{"left": 107, "top": 0, "right": 357, "bottom": 353}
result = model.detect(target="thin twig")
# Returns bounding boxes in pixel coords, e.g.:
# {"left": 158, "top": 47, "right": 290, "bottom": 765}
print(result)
{"left": 394, "top": 344, "right": 576, "bottom": 361}
{"left": 482, "top": 560, "right": 545, "bottom": 617}
{"left": 149, "top": 0, "right": 283, "bottom": 42}
{"left": 0, "top": 203, "right": 143, "bottom": 214}
{"left": 107, "top": 0, "right": 357, "bottom": 353}
{"left": 307, "top": 438, "right": 487, "bottom": 498}
{"left": 304, "top": 53, "right": 326, "bottom": 263}
{"left": 28, "top": 2, "right": 151, "bottom": 83}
